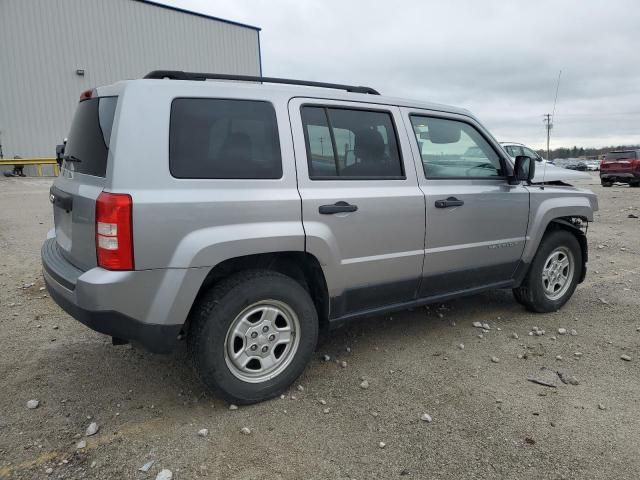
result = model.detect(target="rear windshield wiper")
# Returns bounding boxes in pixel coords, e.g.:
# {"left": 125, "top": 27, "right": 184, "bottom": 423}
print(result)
{"left": 62, "top": 155, "right": 82, "bottom": 163}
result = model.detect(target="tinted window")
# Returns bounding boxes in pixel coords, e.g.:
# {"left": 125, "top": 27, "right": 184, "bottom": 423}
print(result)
{"left": 411, "top": 116, "right": 503, "bottom": 178}
{"left": 64, "top": 97, "right": 117, "bottom": 177}
{"left": 170, "top": 99, "right": 282, "bottom": 179}
{"left": 301, "top": 106, "right": 403, "bottom": 179}
{"left": 604, "top": 151, "right": 637, "bottom": 160}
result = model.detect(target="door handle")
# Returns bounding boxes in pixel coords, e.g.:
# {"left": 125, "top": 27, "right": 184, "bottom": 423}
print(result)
{"left": 319, "top": 201, "right": 358, "bottom": 214}
{"left": 434, "top": 197, "right": 464, "bottom": 208}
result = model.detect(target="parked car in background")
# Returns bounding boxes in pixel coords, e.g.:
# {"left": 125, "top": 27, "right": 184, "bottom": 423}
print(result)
{"left": 600, "top": 149, "right": 640, "bottom": 187}
{"left": 560, "top": 159, "right": 588, "bottom": 172}
{"left": 574, "top": 162, "right": 588, "bottom": 171}
{"left": 585, "top": 160, "right": 600, "bottom": 171}
{"left": 501, "top": 144, "right": 590, "bottom": 182}
{"left": 501, "top": 142, "right": 548, "bottom": 164}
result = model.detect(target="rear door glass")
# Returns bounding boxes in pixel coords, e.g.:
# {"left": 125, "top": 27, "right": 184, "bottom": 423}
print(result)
{"left": 64, "top": 97, "right": 117, "bottom": 177}
{"left": 301, "top": 106, "right": 404, "bottom": 179}
{"left": 169, "top": 98, "right": 282, "bottom": 179}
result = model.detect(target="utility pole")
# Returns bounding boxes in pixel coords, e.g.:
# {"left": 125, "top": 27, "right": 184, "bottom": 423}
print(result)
{"left": 543, "top": 113, "right": 553, "bottom": 161}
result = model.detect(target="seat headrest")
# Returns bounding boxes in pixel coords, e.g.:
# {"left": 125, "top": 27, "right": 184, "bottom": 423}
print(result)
{"left": 354, "top": 128, "right": 385, "bottom": 162}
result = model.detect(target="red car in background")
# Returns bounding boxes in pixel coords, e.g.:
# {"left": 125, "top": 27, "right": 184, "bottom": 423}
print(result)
{"left": 600, "top": 149, "right": 640, "bottom": 187}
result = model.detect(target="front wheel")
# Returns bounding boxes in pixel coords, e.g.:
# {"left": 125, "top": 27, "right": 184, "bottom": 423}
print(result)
{"left": 601, "top": 180, "right": 613, "bottom": 187}
{"left": 188, "top": 270, "right": 318, "bottom": 404}
{"left": 513, "top": 230, "right": 582, "bottom": 313}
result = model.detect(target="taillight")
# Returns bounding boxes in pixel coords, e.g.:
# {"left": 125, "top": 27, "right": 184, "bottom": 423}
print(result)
{"left": 95, "top": 192, "right": 134, "bottom": 270}
{"left": 79, "top": 89, "right": 94, "bottom": 101}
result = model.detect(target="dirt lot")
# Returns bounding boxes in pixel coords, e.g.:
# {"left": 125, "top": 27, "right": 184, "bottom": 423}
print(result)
{"left": 0, "top": 175, "right": 638, "bottom": 480}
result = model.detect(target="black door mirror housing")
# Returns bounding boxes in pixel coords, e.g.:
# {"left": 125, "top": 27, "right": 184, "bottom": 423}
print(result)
{"left": 513, "top": 155, "right": 536, "bottom": 183}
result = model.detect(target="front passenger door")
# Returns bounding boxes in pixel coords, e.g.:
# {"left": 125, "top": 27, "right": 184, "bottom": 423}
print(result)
{"left": 404, "top": 111, "right": 530, "bottom": 297}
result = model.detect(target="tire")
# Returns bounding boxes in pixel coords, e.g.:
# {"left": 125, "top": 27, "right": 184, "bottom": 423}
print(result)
{"left": 630, "top": 182, "right": 640, "bottom": 188}
{"left": 513, "top": 230, "right": 582, "bottom": 313}
{"left": 188, "top": 269, "right": 318, "bottom": 405}
{"left": 601, "top": 180, "right": 612, "bottom": 187}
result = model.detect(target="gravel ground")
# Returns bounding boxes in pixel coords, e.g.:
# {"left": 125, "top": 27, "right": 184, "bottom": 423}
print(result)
{"left": 0, "top": 174, "right": 639, "bottom": 480}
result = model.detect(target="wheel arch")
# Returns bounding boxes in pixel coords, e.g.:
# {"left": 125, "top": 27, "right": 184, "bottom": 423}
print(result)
{"left": 518, "top": 216, "right": 589, "bottom": 286}
{"left": 185, "top": 252, "right": 330, "bottom": 334}
{"left": 546, "top": 218, "right": 588, "bottom": 283}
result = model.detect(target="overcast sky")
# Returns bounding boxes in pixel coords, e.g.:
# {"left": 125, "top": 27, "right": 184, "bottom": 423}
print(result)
{"left": 159, "top": 0, "right": 639, "bottom": 150}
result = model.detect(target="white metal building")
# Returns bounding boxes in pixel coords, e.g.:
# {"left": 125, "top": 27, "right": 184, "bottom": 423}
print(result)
{"left": 0, "top": 0, "right": 261, "bottom": 160}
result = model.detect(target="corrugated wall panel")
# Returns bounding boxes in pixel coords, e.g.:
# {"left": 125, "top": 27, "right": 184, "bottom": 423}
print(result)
{"left": 0, "top": 0, "right": 260, "bottom": 158}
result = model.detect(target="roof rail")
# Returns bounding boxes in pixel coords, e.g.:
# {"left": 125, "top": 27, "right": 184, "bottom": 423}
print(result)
{"left": 144, "top": 70, "right": 380, "bottom": 95}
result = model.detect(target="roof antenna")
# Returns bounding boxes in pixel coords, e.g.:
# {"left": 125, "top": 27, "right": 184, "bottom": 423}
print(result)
{"left": 542, "top": 70, "right": 562, "bottom": 186}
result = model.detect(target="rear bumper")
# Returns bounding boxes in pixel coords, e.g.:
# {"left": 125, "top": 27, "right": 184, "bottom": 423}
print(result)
{"left": 600, "top": 172, "right": 640, "bottom": 183}
{"left": 41, "top": 238, "right": 205, "bottom": 353}
{"left": 45, "top": 280, "right": 181, "bottom": 353}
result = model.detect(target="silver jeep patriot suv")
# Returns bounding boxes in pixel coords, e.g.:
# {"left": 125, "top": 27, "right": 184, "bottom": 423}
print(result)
{"left": 43, "top": 71, "right": 598, "bottom": 404}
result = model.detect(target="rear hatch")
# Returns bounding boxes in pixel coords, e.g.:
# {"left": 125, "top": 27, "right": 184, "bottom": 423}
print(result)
{"left": 51, "top": 94, "right": 118, "bottom": 271}
{"left": 601, "top": 151, "right": 637, "bottom": 173}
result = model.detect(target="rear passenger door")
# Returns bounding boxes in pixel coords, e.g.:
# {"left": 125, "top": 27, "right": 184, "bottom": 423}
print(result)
{"left": 403, "top": 110, "right": 530, "bottom": 296}
{"left": 289, "top": 99, "right": 425, "bottom": 319}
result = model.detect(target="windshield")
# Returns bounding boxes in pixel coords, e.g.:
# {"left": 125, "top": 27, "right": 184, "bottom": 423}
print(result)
{"left": 504, "top": 145, "right": 523, "bottom": 157}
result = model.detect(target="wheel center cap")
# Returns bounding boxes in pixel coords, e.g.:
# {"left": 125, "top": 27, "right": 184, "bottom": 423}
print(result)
{"left": 246, "top": 321, "right": 278, "bottom": 357}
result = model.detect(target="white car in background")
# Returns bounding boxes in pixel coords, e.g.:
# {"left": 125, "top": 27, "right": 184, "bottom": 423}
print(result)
{"left": 500, "top": 142, "right": 549, "bottom": 164}
{"left": 500, "top": 142, "right": 591, "bottom": 183}
{"left": 585, "top": 160, "right": 600, "bottom": 171}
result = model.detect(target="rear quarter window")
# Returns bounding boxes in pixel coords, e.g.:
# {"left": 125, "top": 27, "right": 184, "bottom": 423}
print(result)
{"left": 169, "top": 98, "right": 282, "bottom": 179}
{"left": 63, "top": 97, "right": 117, "bottom": 177}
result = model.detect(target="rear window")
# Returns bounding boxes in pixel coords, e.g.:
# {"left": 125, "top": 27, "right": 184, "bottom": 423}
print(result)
{"left": 64, "top": 97, "right": 117, "bottom": 177}
{"left": 169, "top": 98, "right": 282, "bottom": 179}
{"left": 604, "top": 151, "right": 637, "bottom": 160}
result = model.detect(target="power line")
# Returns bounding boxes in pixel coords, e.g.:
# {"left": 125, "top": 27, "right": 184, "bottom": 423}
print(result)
{"left": 543, "top": 70, "right": 562, "bottom": 161}
{"left": 551, "top": 70, "right": 562, "bottom": 120}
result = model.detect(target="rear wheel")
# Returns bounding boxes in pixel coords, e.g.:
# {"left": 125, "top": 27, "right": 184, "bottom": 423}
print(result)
{"left": 601, "top": 180, "right": 613, "bottom": 187}
{"left": 630, "top": 182, "right": 640, "bottom": 188}
{"left": 513, "top": 230, "right": 582, "bottom": 313}
{"left": 188, "top": 270, "right": 318, "bottom": 404}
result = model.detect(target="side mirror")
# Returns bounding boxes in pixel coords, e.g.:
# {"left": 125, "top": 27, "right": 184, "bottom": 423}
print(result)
{"left": 514, "top": 155, "right": 536, "bottom": 183}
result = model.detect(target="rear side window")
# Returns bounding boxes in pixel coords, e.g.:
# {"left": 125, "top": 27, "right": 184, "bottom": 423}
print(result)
{"left": 169, "top": 98, "right": 282, "bottom": 179}
{"left": 301, "top": 106, "right": 404, "bottom": 179}
{"left": 64, "top": 97, "right": 117, "bottom": 177}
